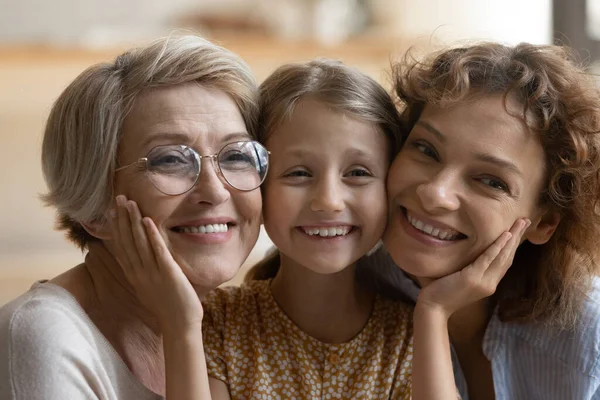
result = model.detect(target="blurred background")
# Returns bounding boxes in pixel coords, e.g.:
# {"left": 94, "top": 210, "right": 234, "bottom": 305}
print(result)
{"left": 1, "top": 0, "right": 598, "bottom": 305}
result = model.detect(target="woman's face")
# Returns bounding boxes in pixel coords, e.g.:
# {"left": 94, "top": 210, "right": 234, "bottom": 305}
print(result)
{"left": 113, "top": 83, "right": 262, "bottom": 292}
{"left": 383, "top": 94, "right": 553, "bottom": 280}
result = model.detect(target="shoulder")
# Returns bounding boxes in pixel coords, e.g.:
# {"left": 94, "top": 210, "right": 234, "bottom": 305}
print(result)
{"left": 0, "top": 283, "right": 122, "bottom": 399}
{"left": 202, "top": 280, "right": 269, "bottom": 334}
{"left": 370, "top": 295, "right": 414, "bottom": 343}
{"left": 376, "top": 295, "right": 414, "bottom": 320}
{"left": 486, "top": 277, "right": 600, "bottom": 378}
{"left": 0, "top": 282, "right": 98, "bottom": 348}
{"left": 202, "top": 280, "right": 265, "bottom": 315}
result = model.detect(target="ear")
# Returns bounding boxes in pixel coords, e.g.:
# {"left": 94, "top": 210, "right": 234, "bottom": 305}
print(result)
{"left": 525, "top": 209, "right": 560, "bottom": 245}
{"left": 81, "top": 218, "right": 112, "bottom": 241}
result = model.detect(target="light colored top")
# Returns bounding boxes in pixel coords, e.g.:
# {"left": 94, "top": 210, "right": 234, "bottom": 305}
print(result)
{"left": 0, "top": 281, "right": 162, "bottom": 400}
{"left": 359, "top": 248, "right": 600, "bottom": 400}
{"left": 202, "top": 279, "right": 414, "bottom": 399}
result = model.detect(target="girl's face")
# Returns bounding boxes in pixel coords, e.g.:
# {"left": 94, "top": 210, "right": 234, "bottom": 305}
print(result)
{"left": 113, "top": 83, "right": 263, "bottom": 293}
{"left": 383, "top": 94, "right": 557, "bottom": 281}
{"left": 262, "top": 99, "right": 390, "bottom": 274}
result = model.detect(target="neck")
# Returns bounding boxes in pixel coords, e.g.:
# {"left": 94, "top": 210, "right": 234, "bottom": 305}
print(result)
{"left": 270, "top": 254, "right": 375, "bottom": 344}
{"left": 51, "top": 241, "right": 166, "bottom": 394}
{"left": 83, "top": 242, "right": 163, "bottom": 332}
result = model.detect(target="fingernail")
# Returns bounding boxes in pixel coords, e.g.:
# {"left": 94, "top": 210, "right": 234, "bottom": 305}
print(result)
{"left": 116, "top": 195, "right": 126, "bottom": 206}
{"left": 525, "top": 219, "right": 532, "bottom": 228}
{"left": 109, "top": 209, "right": 116, "bottom": 219}
{"left": 126, "top": 202, "right": 134, "bottom": 213}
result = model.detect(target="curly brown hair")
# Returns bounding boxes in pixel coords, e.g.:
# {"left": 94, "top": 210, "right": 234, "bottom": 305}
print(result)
{"left": 392, "top": 42, "right": 600, "bottom": 328}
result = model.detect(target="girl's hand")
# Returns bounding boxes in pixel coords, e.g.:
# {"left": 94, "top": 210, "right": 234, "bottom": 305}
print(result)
{"left": 416, "top": 218, "right": 531, "bottom": 318}
{"left": 110, "top": 195, "right": 203, "bottom": 333}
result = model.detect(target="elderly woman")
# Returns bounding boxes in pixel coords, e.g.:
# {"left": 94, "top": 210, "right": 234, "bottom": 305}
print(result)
{"left": 362, "top": 42, "right": 600, "bottom": 399}
{"left": 0, "top": 35, "right": 269, "bottom": 399}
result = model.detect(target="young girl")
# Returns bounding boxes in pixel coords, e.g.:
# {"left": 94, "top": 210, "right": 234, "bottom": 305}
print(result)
{"left": 201, "top": 59, "right": 414, "bottom": 399}
{"left": 111, "top": 58, "right": 525, "bottom": 399}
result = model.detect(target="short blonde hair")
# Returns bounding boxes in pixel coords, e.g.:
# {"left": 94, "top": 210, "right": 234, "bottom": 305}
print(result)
{"left": 41, "top": 35, "right": 259, "bottom": 249}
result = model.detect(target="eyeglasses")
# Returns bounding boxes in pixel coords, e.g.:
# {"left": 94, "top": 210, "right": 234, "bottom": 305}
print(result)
{"left": 115, "top": 140, "right": 270, "bottom": 195}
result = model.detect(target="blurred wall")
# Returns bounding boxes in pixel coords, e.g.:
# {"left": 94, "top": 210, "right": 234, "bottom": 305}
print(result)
{"left": 0, "top": 0, "right": 553, "bottom": 46}
{"left": 376, "top": 0, "right": 552, "bottom": 44}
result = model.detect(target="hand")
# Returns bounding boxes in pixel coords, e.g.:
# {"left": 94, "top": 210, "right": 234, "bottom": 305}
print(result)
{"left": 110, "top": 195, "right": 204, "bottom": 333}
{"left": 416, "top": 218, "right": 531, "bottom": 318}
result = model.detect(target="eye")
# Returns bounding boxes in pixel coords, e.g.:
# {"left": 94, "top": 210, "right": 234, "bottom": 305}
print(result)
{"left": 411, "top": 140, "right": 439, "bottom": 160}
{"left": 283, "top": 169, "right": 312, "bottom": 178}
{"left": 479, "top": 176, "right": 509, "bottom": 192}
{"left": 346, "top": 168, "right": 372, "bottom": 178}
{"left": 148, "top": 153, "right": 190, "bottom": 169}
{"left": 220, "top": 149, "right": 255, "bottom": 170}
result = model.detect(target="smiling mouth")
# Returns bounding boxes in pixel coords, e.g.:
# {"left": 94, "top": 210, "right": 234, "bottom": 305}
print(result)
{"left": 172, "top": 223, "right": 232, "bottom": 234}
{"left": 401, "top": 207, "right": 467, "bottom": 241}
{"left": 300, "top": 226, "right": 355, "bottom": 237}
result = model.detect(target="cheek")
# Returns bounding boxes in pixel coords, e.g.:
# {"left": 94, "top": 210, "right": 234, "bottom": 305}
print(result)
{"left": 360, "top": 185, "right": 388, "bottom": 230}
{"left": 386, "top": 155, "right": 411, "bottom": 199}
{"left": 114, "top": 175, "right": 177, "bottom": 226}
{"left": 234, "top": 190, "right": 263, "bottom": 226}
{"left": 262, "top": 183, "right": 291, "bottom": 233}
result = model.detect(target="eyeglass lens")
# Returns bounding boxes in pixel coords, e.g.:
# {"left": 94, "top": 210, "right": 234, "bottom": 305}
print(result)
{"left": 145, "top": 141, "right": 268, "bottom": 195}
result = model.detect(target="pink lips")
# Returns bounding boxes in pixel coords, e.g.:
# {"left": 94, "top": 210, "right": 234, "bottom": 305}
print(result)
{"left": 398, "top": 207, "right": 466, "bottom": 246}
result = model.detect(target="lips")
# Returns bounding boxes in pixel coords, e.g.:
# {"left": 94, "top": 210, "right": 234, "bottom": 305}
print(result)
{"left": 170, "top": 218, "right": 236, "bottom": 234}
{"left": 402, "top": 207, "right": 467, "bottom": 241}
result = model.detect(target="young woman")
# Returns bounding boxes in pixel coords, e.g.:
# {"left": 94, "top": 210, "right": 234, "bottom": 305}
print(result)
{"left": 365, "top": 42, "right": 600, "bottom": 399}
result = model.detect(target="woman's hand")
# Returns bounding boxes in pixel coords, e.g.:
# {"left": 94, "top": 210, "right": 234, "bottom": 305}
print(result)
{"left": 110, "top": 195, "right": 203, "bottom": 333}
{"left": 111, "top": 195, "right": 215, "bottom": 399}
{"left": 416, "top": 218, "right": 531, "bottom": 319}
{"left": 411, "top": 218, "right": 530, "bottom": 400}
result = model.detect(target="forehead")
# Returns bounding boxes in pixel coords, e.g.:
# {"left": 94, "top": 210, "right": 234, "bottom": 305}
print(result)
{"left": 268, "top": 99, "right": 386, "bottom": 153}
{"left": 419, "top": 95, "right": 540, "bottom": 154}
{"left": 119, "top": 83, "right": 247, "bottom": 156}
{"left": 416, "top": 94, "right": 547, "bottom": 181}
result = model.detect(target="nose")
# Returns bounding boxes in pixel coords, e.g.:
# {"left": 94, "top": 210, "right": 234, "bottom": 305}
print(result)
{"left": 415, "top": 170, "right": 460, "bottom": 213}
{"left": 186, "top": 157, "right": 230, "bottom": 205}
{"left": 310, "top": 174, "right": 345, "bottom": 213}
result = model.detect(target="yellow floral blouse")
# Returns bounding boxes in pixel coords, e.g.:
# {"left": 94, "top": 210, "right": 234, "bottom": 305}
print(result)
{"left": 202, "top": 279, "right": 414, "bottom": 399}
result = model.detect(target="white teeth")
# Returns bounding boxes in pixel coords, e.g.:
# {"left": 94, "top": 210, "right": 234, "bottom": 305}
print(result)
{"left": 180, "top": 224, "right": 228, "bottom": 234}
{"left": 406, "top": 214, "right": 458, "bottom": 241}
{"left": 303, "top": 226, "right": 351, "bottom": 237}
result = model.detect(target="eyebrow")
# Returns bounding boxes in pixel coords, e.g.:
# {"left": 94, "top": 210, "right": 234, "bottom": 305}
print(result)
{"left": 142, "top": 131, "right": 251, "bottom": 149}
{"left": 416, "top": 121, "right": 446, "bottom": 143}
{"left": 415, "top": 120, "right": 523, "bottom": 178}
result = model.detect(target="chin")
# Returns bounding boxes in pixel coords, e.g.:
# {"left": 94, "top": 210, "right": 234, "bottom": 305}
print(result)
{"left": 386, "top": 252, "right": 458, "bottom": 280}
{"left": 184, "top": 256, "right": 242, "bottom": 288}
{"left": 305, "top": 257, "right": 360, "bottom": 275}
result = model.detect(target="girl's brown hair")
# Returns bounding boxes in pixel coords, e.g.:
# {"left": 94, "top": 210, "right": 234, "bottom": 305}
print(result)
{"left": 245, "top": 59, "right": 405, "bottom": 281}
{"left": 391, "top": 42, "right": 600, "bottom": 328}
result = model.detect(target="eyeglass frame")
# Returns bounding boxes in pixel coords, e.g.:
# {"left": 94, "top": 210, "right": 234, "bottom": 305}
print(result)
{"left": 114, "top": 140, "right": 270, "bottom": 195}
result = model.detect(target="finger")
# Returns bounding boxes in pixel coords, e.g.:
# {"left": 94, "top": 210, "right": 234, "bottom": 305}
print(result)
{"left": 126, "top": 200, "right": 160, "bottom": 272}
{"left": 115, "top": 195, "right": 144, "bottom": 277}
{"left": 486, "top": 218, "right": 530, "bottom": 280}
{"left": 142, "top": 217, "right": 178, "bottom": 272}
{"left": 108, "top": 206, "right": 131, "bottom": 274}
{"left": 465, "top": 230, "right": 512, "bottom": 277}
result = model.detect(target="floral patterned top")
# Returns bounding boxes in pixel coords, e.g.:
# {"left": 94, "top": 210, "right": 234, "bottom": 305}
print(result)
{"left": 202, "top": 279, "right": 414, "bottom": 399}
